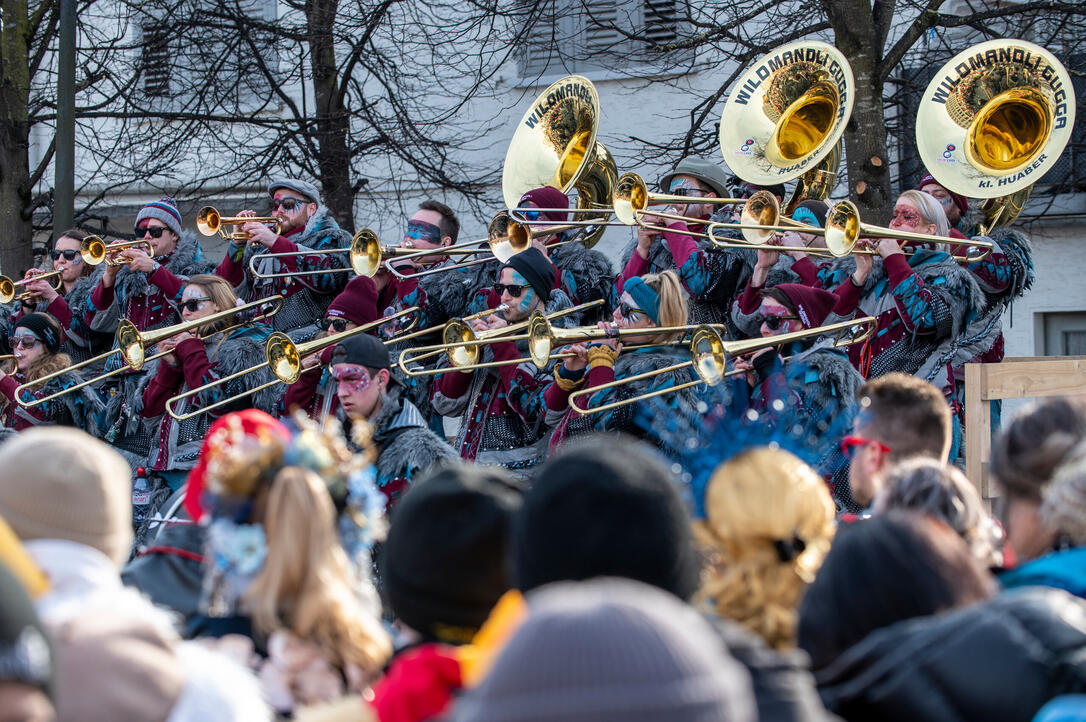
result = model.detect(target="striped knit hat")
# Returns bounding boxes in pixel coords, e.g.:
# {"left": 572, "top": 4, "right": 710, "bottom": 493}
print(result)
{"left": 136, "top": 197, "right": 183, "bottom": 237}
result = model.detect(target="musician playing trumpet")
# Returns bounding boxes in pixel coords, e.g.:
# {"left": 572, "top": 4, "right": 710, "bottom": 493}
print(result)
{"left": 140, "top": 275, "right": 276, "bottom": 489}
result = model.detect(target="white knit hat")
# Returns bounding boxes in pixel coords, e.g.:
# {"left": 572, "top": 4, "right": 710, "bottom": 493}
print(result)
{"left": 0, "top": 428, "right": 132, "bottom": 566}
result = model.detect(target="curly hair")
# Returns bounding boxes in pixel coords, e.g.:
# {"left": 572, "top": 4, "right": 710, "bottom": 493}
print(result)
{"left": 693, "top": 447, "right": 835, "bottom": 649}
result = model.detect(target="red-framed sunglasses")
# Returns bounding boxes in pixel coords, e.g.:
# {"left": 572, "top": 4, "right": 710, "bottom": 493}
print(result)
{"left": 840, "top": 435, "right": 891, "bottom": 460}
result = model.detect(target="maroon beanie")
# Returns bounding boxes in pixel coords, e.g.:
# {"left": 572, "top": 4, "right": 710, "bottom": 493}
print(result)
{"left": 518, "top": 187, "right": 570, "bottom": 224}
{"left": 767, "top": 284, "right": 837, "bottom": 329}
{"left": 918, "top": 173, "right": 968, "bottom": 216}
{"left": 326, "top": 276, "right": 378, "bottom": 326}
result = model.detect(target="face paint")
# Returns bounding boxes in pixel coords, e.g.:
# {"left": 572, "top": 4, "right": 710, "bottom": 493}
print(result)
{"left": 332, "top": 364, "right": 372, "bottom": 395}
{"left": 404, "top": 220, "right": 442, "bottom": 248}
{"left": 505, "top": 271, "right": 536, "bottom": 312}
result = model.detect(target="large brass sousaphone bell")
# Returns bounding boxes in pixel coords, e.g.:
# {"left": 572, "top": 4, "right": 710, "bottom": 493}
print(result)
{"left": 916, "top": 39, "right": 1076, "bottom": 233}
{"left": 720, "top": 40, "right": 854, "bottom": 188}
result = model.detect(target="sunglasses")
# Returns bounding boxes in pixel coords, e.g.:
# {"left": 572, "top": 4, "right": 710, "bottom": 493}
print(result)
{"left": 50, "top": 249, "right": 81, "bottom": 262}
{"left": 758, "top": 314, "right": 799, "bottom": 331}
{"left": 617, "top": 300, "right": 645, "bottom": 321}
{"left": 494, "top": 283, "right": 526, "bottom": 297}
{"left": 840, "top": 435, "right": 892, "bottom": 461}
{"left": 135, "top": 225, "right": 170, "bottom": 239}
{"left": 11, "top": 335, "right": 39, "bottom": 350}
{"left": 668, "top": 187, "right": 710, "bottom": 198}
{"left": 180, "top": 297, "right": 212, "bottom": 313}
{"left": 325, "top": 318, "right": 350, "bottom": 333}
{"left": 270, "top": 198, "right": 304, "bottom": 212}
{"left": 519, "top": 210, "right": 543, "bottom": 222}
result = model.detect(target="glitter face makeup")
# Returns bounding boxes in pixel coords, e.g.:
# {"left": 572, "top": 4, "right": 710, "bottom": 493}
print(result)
{"left": 332, "top": 364, "right": 372, "bottom": 395}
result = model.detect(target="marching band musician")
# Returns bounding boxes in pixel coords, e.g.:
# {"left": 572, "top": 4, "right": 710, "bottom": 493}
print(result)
{"left": 431, "top": 247, "right": 572, "bottom": 476}
{"left": 282, "top": 275, "right": 381, "bottom": 420}
{"left": 217, "top": 178, "right": 352, "bottom": 332}
{"left": 9, "top": 229, "right": 111, "bottom": 363}
{"left": 0, "top": 313, "right": 102, "bottom": 433}
{"left": 139, "top": 275, "right": 276, "bottom": 491}
{"left": 542, "top": 270, "right": 695, "bottom": 451}
{"left": 327, "top": 334, "right": 453, "bottom": 505}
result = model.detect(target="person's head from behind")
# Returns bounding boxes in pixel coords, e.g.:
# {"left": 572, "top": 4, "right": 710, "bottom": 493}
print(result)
{"left": 515, "top": 435, "right": 699, "bottom": 600}
{"left": 693, "top": 447, "right": 835, "bottom": 649}
{"left": 846, "top": 373, "right": 952, "bottom": 507}
{"left": 1040, "top": 449, "right": 1086, "bottom": 553}
{"left": 0, "top": 563, "right": 54, "bottom": 722}
{"left": 875, "top": 458, "right": 1001, "bottom": 567}
{"left": 383, "top": 464, "right": 523, "bottom": 645}
{"left": 990, "top": 396, "right": 1086, "bottom": 561}
{"left": 450, "top": 577, "right": 755, "bottom": 722}
{"left": 797, "top": 512, "right": 995, "bottom": 670}
{"left": 0, "top": 427, "right": 132, "bottom": 568}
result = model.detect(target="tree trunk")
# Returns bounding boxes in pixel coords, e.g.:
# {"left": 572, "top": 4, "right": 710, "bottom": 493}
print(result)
{"left": 823, "top": 0, "right": 893, "bottom": 225}
{"left": 0, "top": 0, "right": 34, "bottom": 275}
{"left": 307, "top": 0, "right": 355, "bottom": 233}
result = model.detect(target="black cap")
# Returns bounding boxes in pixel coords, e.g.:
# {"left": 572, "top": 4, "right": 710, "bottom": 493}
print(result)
{"left": 330, "top": 334, "right": 402, "bottom": 386}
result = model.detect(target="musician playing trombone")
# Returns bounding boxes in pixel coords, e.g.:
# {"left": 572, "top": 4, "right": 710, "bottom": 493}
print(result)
{"left": 139, "top": 275, "right": 276, "bottom": 490}
{"left": 216, "top": 179, "right": 352, "bottom": 331}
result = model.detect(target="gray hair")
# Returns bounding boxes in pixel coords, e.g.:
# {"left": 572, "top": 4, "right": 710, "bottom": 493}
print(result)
{"left": 1040, "top": 444, "right": 1086, "bottom": 547}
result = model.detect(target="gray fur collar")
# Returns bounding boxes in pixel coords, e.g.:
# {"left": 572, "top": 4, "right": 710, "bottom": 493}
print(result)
{"left": 111, "top": 231, "right": 210, "bottom": 302}
{"left": 375, "top": 422, "right": 454, "bottom": 483}
{"left": 786, "top": 343, "right": 864, "bottom": 405}
{"left": 551, "top": 243, "right": 614, "bottom": 286}
{"left": 241, "top": 205, "right": 350, "bottom": 266}
{"left": 612, "top": 348, "right": 695, "bottom": 395}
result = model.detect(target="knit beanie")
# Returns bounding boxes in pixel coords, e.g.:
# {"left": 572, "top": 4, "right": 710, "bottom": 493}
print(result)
{"left": 0, "top": 562, "right": 54, "bottom": 699}
{"left": 382, "top": 465, "right": 524, "bottom": 644}
{"left": 0, "top": 428, "right": 132, "bottom": 567}
{"left": 518, "top": 187, "right": 570, "bottom": 224}
{"left": 326, "top": 276, "right": 379, "bottom": 326}
{"left": 502, "top": 247, "right": 556, "bottom": 301}
{"left": 514, "top": 436, "right": 700, "bottom": 601}
{"left": 918, "top": 172, "right": 969, "bottom": 216}
{"left": 14, "top": 312, "right": 63, "bottom": 354}
{"left": 449, "top": 578, "right": 755, "bottom": 722}
{"left": 268, "top": 178, "right": 320, "bottom": 205}
{"left": 766, "top": 283, "right": 837, "bottom": 329}
{"left": 135, "top": 197, "right": 183, "bottom": 238}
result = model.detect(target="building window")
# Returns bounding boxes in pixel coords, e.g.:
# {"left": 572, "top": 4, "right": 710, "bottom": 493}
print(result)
{"left": 520, "top": 0, "right": 687, "bottom": 79}
{"left": 1042, "top": 312, "right": 1086, "bottom": 356}
{"left": 141, "top": 23, "right": 172, "bottom": 98}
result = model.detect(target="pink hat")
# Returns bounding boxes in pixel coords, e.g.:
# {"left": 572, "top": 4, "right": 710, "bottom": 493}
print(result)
{"left": 767, "top": 284, "right": 838, "bottom": 329}
{"left": 518, "top": 187, "right": 570, "bottom": 224}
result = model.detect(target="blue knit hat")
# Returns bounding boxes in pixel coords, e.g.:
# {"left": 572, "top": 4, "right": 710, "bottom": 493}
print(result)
{"left": 135, "top": 197, "right": 183, "bottom": 237}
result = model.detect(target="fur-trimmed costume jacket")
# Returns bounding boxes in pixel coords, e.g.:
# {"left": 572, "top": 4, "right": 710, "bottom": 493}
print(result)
{"left": 217, "top": 205, "right": 352, "bottom": 331}
{"left": 548, "top": 234, "right": 615, "bottom": 324}
{"left": 0, "top": 366, "right": 104, "bottom": 432}
{"left": 7, "top": 271, "right": 111, "bottom": 363}
{"left": 430, "top": 289, "right": 574, "bottom": 477}
{"left": 139, "top": 324, "right": 277, "bottom": 472}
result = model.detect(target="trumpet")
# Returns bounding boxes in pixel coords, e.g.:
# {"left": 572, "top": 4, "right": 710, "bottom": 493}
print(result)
{"left": 0, "top": 271, "right": 63, "bottom": 304}
{"left": 80, "top": 237, "right": 154, "bottom": 267}
{"left": 15, "top": 296, "right": 285, "bottom": 408}
{"left": 565, "top": 317, "right": 878, "bottom": 415}
{"left": 197, "top": 206, "right": 282, "bottom": 242}
{"left": 164, "top": 306, "right": 420, "bottom": 421}
{"left": 397, "top": 299, "right": 605, "bottom": 376}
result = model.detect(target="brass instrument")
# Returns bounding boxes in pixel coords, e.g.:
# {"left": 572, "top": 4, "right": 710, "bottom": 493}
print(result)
{"left": 823, "top": 201, "right": 993, "bottom": 261}
{"left": 720, "top": 40, "right": 854, "bottom": 187}
{"left": 397, "top": 299, "right": 606, "bottom": 376}
{"left": 197, "top": 206, "right": 283, "bottom": 242}
{"left": 80, "top": 237, "right": 154, "bottom": 267}
{"left": 782, "top": 139, "right": 842, "bottom": 216}
{"left": 611, "top": 172, "right": 755, "bottom": 226}
{"left": 165, "top": 307, "right": 419, "bottom": 421}
{"left": 386, "top": 304, "right": 509, "bottom": 347}
{"left": 15, "top": 296, "right": 284, "bottom": 408}
{"left": 0, "top": 271, "right": 64, "bottom": 304}
{"left": 915, "top": 40, "right": 1075, "bottom": 234}
{"left": 566, "top": 317, "right": 878, "bottom": 415}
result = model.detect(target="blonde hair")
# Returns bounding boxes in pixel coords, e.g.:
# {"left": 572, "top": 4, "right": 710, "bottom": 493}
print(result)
{"left": 898, "top": 189, "right": 950, "bottom": 253}
{"left": 693, "top": 447, "right": 835, "bottom": 649}
{"left": 185, "top": 274, "right": 238, "bottom": 334}
{"left": 639, "top": 270, "right": 688, "bottom": 344}
{"left": 0, "top": 350, "right": 73, "bottom": 415}
{"left": 245, "top": 467, "right": 392, "bottom": 672}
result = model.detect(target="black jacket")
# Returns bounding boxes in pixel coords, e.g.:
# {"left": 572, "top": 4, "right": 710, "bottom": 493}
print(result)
{"left": 815, "top": 588, "right": 1086, "bottom": 722}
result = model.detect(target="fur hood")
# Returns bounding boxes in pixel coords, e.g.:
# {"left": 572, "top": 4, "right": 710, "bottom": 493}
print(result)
{"left": 550, "top": 241, "right": 615, "bottom": 301}
{"left": 785, "top": 342, "right": 864, "bottom": 408}
{"left": 369, "top": 384, "right": 455, "bottom": 484}
{"left": 9, "top": 368, "right": 106, "bottom": 433}
{"left": 110, "top": 231, "right": 212, "bottom": 305}
{"left": 242, "top": 204, "right": 350, "bottom": 266}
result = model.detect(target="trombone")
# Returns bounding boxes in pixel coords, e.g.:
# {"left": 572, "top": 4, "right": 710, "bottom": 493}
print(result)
{"left": 0, "top": 271, "right": 63, "bottom": 304}
{"left": 197, "top": 206, "right": 282, "bottom": 242}
{"left": 80, "top": 237, "right": 153, "bottom": 267}
{"left": 384, "top": 304, "right": 509, "bottom": 347}
{"left": 397, "top": 299, "right": 605, "bottom": 376}
{"left": 164, "top": 306, "right": 419, "bottom": 421}
{"left": 15, "top": 296, "right": 285, "bottom": 408}
{"left": 565, "top": 317, "right": 878, "bottom": 415}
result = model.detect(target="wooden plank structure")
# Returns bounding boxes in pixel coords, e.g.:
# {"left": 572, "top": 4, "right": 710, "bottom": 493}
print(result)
{"left": 965, "top": 356, "right": 1086, "bottom": 501}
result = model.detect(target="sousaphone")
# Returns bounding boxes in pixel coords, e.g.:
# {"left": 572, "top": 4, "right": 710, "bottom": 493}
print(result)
{"left": 501, "top": 75, "right": 617, "bottom": 248}
{"left": 720, "top": 40, "right": 854, "bottom": 191}
{"left": 916, "top": 39, "right": 1075, "bottom": 233}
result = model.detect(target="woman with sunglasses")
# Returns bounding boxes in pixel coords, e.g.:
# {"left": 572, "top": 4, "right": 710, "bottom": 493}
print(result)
{"left": 542, "top": 270, "right": 693, "bottom": 451}
{"left": 0, "top": 312, "right": 103, "bottom": 432}
{"left": 7, "top": 229, "right": 111, "bottom": 364}
{"left": 139, "top": 275, "right": 276, "bottom": 490}
{"left": 819, "top": 190, "right": 984, "bottom": 458}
